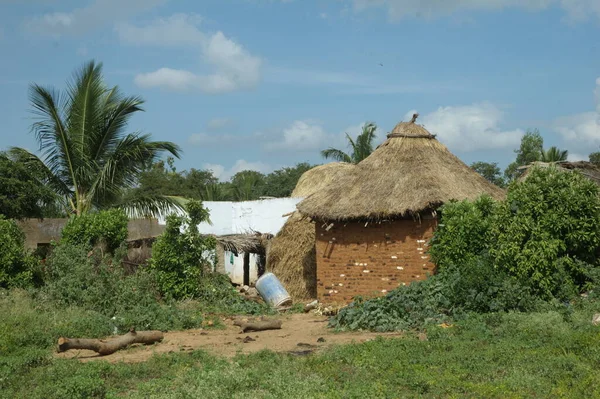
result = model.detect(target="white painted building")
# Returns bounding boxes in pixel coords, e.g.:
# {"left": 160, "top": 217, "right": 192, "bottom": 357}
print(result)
{"left": 159, "top": 198, "right": 302, "bottom": 285}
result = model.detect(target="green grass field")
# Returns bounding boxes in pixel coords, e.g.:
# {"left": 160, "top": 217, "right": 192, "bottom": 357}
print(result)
{"left": 2, "top": 289, "right": 600, "bottom": 398}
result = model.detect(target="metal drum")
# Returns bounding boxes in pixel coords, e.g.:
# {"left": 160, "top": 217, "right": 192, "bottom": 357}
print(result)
{"left": 255, "top": 272, "right": 292, "bottom": 308}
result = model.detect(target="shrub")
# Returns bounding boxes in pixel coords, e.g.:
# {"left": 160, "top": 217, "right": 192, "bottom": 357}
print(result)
{"left": 489, "top": 166, "right": 600, "bottom": 299}
{"left": 330, "top": 256, "right": 536, "bottom": 332}
{"left": 149, "top": 200, "right": 217, "bottom": 300}
{"left": 40, "top": 243, "right": 203, "bottom": 333}
{"left": 61, "top": 209, "right": 128, "bottom": 253}
{"left": 0, "top": 217, "right": 39, "bottom": 288}
{"left": 429, "top": 195, "right": 497, "bottom": 269}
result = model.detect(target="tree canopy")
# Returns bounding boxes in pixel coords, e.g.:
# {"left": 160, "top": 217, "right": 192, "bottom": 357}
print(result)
{"left": 0, "top": 154, "right": 57, "bottom": 219}
{"left": 9, "top": 60, "right": 181, "bottom": 217}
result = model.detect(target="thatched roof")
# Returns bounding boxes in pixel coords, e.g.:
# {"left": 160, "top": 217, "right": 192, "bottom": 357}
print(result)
{"left": 297, "top": 115, "right": 506, "bottom": 221}
{"left": 213, "top": 233, "right": 272, "bottom": 254}
{"left": 292, "top": 162, "right": 356, "bottom": 197}
{"left": 518, "top": 161, "right": 600, "bottom": 186}
{"left": 268, "top": 162, "right": 356, "bottom": 300}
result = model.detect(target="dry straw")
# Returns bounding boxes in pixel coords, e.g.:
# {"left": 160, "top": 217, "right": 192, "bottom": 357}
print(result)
{"left": 267, "top": 162, "right": 355, "bottom": 300}
{"left": 297, "top": 115, "right": 505, "bottom": 221}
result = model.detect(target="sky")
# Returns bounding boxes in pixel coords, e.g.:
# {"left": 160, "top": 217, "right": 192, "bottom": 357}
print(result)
{"left": 0, "top": 0, "right": 599, "bottom": 181}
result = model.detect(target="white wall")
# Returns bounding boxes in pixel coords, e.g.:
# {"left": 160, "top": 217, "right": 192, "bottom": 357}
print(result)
{"left": 159, "top": 197, "right": 303, "bottom": 236}
{"left": 224, "top": 251, "right": 259, "bottom": 285}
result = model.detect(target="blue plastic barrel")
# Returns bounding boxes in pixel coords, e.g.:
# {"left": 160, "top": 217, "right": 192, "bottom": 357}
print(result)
{"left": 255, "top": 272, "right": 292, "bottom": 308}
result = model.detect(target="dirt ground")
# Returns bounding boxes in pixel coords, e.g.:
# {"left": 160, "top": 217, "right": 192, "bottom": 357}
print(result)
{"left": 55, "top": 313, "right": 402, "bottom": 363}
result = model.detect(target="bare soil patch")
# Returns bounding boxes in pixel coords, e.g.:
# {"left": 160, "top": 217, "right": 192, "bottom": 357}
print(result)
{"left": 55, "top": 313, "right": 401, "bottom": 363}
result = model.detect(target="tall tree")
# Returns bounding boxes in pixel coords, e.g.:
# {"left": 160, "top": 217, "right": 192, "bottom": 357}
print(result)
{"left": 504, "top": 129, "right": 544, "bottom": 181}
{"left": 0, "top": 153, "right": 57, "bottom": 219}
{"left": 321, "top": 122, "right": 377, "bottom": 164}
{"left": 590, "top": 152, "right": 600, "bottom": 165}
{"left": 470, "top": 161, "right": 506, "bottom": 187}
{"left": 229, "top": 170, "right": 266, "bottom": 201}
{"left": 262, "top": 162, "right": 314, "bottom": 198}
{"left": 10, "top": 61, "right": 181, "bottom": 216}
{"left": 540, "top": 146, "right": 568, "bottom": 162}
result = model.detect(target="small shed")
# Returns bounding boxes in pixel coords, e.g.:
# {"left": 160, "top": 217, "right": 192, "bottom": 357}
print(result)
{"left": 296, "top": 114, "right": 505, "bottom": 304}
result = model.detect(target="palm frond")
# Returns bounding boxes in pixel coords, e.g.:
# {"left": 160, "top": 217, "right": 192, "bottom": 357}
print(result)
{"left": 94, "top": 89, "right": 145, "bottom": 161}
{"left": 321, "top": 148, "right": 353, "bottom": 163}
{"left": 89, "top": 133, "right": 182, "bottom": 208}
{"left": 116, "top": 194, "right": 186, "bottom": 219}
{"left": 540, "top": 146, "right": 568, "bottom": 162}
{"left": 66, "top": 60, "right": 106, "bottom": 158}
{"left": 8, "top": 147, "right": 72, "bottom": 199}
{"left": 29, "top": 84, "right": 79, "bottom": 189}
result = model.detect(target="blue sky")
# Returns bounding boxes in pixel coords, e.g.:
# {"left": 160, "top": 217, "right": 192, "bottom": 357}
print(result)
{"left": 1, "top": 0, "right": 599, "bottom": 180}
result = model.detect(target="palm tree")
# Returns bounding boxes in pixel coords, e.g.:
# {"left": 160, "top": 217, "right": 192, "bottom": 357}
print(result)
{"left": 10, "top": 61, "right": 181, "bottom": 216}
{"left": 540, "top": 146, "right": 568, "bottom": 162}
{"left": 321, "top": 122, "right": 377, "bottom": 164}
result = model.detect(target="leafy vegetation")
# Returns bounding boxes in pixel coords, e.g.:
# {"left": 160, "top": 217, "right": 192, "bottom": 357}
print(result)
{"left": 469, "top": 161, "right": 506, "bottom": 187}
{"left": 0, "top": 154, "right": 57, "bottom": 219}
{"left": 39, "top": 243, "right": 204, "bottom": 334}
{"left": 490, "top": 166, "right": 600, "bottom": 298}
{"left": 503, "top": 129, "right": 569, "bottom": 181}
{"left": 2, "top": 300, "right": 600, "bottom": 398}
{"left": 8, "top": 60, "right": 181, "bottom": 217}
{"left": 0, "top": 218, "right": 39, "bottom": 289}
{"left": 127, "top": 158, "right": 315, "bottom": 202}
{"left": 149, "top": 200, "right": 217, "bottom": 300}
{"left": 321, "top": 122, "right": 377, "bottom": 164}
{"left": 60, "top": 209, "right": 128, "bottom": 253}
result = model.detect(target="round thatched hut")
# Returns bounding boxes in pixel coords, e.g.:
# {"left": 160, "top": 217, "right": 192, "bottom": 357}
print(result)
{"left": 266, "top": 162, "right": 355, "bottom": 300}
{"left": 297, "top": 115, "right": 506, "bottom": 304}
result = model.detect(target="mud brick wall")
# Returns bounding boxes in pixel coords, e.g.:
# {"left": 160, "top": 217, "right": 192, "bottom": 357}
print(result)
{"left": 315, "top": 218, "right": 438, "bottom": 304}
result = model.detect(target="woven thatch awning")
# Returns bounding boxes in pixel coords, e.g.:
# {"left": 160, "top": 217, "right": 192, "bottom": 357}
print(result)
{"left": 214, "top": 233, "right": 272, "bottom": 254}
{"left": 518, "top": 161, "right": 600, "bottom": 186}
{"left": 297, "top": 114, "right": 506, "bottom": 221}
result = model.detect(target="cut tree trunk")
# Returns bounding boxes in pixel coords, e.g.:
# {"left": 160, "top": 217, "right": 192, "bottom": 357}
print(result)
{"left": 233, "top": 319, "right": 283, "bottom": 333}
{"left": 57, "top": 328, "right": 164, "bottom": 356}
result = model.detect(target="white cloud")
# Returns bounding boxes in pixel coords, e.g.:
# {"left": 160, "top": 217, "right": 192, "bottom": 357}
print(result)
{"left": 124, "top": 15, "right": 261, "bottom": 94}
{"left": 24, "top": 0, "right": 166, "bottom": 36}
{"left": 410, "top": 103, "right": 524, "bottom": 152}
{"left": 265, "top": 120, "right": 330, "bottom": 151}
{"left": 203, "top": 160, "right": 271, "bottom": 181}
{"left": 351, "top": 0, "right": 600, "bottom": 21}
{"left": 554, "top": 78, "right": 600, "bottom": 150}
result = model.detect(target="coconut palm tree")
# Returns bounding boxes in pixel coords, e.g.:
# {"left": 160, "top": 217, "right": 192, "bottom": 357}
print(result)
{"left": 321, "top": 122, "right": 377, "bottom": 164}
{"left": 540, "top": 146, "right": 568, "bottom": 162}
{"left": 10, "top": 60, "right": 182, "bottom": 217}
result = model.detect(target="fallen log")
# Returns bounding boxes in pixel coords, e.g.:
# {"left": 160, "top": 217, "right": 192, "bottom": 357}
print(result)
{"left": 57, "top": 327, "right": 164, "bottom": 356}
{"left": 233, "top": 319, "right": 282, "bottom": 333}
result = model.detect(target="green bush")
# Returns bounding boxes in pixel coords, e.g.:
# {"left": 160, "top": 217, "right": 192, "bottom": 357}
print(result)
{"left": 0, "top": 217, "right": 39, "bottom": 288}
{"left": 330, "top": 256, "right": 536, "bottom": 332}
{"left": 41, "top": 243, "right": 203, "bottom": 333}
{"left": 489, "top": 166, "right": 600, "bottom": 299}
{"left": 429, "top": 195, "right": 497, "bottom": 269}
{"left": 61, "top": 209, "right": 128, "bottom": 253}
{"left": 149, "top": 200, "right": 217, "bottom": 300}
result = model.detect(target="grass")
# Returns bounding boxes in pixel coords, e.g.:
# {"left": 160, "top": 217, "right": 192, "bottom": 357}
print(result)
{"left": 2, "top": 289, "right": 600, "bottom": 398}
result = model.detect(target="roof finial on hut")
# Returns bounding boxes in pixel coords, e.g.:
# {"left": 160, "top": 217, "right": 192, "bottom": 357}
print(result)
{"left": 410, "top": 113, "right": 419, "bottom": 124}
